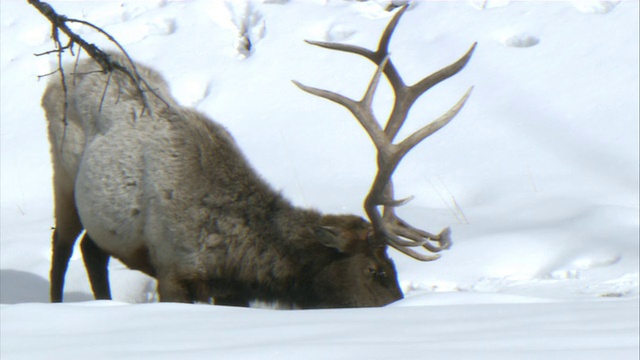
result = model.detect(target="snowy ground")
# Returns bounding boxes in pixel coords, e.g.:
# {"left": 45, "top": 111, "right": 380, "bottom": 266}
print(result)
{"left": 1, "top": 0, "right": 638, "bottom": 359}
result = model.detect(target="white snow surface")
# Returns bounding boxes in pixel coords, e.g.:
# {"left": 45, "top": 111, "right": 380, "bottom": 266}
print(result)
{"left": 1, "top": 0, "right": 638, "bottom": 359}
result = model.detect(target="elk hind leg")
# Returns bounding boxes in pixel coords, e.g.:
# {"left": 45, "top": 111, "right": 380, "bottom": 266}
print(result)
{"left": 50, "top": 180, "right": 83, "bottom": 303}
{"left": 80, "top": 233, "right": 112, "bottom": 300}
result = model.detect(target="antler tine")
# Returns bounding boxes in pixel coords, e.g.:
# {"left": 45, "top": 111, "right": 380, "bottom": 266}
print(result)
{"left": 303, "top": 40, "right": 374, "bottom": 62}
{"left": 390, "top": 244, "right": 441, "bottom": 262}
{"left": 304, "top": 4, "right": 407, "bottom": 62}
{"left": 385, "top": 207, "right": 452, "bottom": 252}
{"left": 305, "top": 5, "right": 408, "bottom": 90}
{"left": 387, "top": 42, "right": 477, "bottom": 141}
{"left": 295, "top": 6, "right": 474, "bottom": 262}
{"left": 379, "top": 182, "right": 444, "bottom": 261}
{"left": 380, "top": 183, "right": 451, "bottom": 252}
{"left": 411, "top": 42, "right": 477, "bottom": 100}
{"left": 377, "top": 4, "right": 408, "bottom": 58}
{"left": 397, "top": 86, "right": 473, "bottom": 158}
{"left": 293, "top": 56, "right": 391, "bottom": 151}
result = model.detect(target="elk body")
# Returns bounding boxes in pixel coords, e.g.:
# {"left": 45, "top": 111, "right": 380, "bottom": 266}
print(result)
{"left": 43, "top": 6, "right": 474, "bottom": 307}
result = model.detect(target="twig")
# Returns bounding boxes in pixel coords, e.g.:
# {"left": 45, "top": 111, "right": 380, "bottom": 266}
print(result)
{"left": 99, "top": 71, "right": 114, "bottom": 113}
{"left": 437, "top": 176, "right": 469, "bottom": 224}
{"left": 425, "top": 177, "right": 463, "bottom": 224}
{"left": 72, "top": 46, "right": 82, "bottom": 86}
{"left": 526, "top": 164, "right": 539, "bottom": 193}
{"left": 37, "top": 68, "right": 60, "bottom": 80}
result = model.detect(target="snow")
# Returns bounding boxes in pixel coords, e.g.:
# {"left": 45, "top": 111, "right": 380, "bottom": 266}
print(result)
{"left": 2, "top": 300, "right": 637, "bottom": 360}
{"left": 1, "top": 0, "right": 638, "bottom": 359}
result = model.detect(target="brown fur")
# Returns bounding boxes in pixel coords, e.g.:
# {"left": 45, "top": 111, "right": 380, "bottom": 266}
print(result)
{"left": 43, "top": 53, "right": 403, "bottom": 308}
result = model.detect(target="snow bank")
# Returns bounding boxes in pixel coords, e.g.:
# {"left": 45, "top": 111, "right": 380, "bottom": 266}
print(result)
{"left": 2, "top": 299, "right": 638, "bottom": 360}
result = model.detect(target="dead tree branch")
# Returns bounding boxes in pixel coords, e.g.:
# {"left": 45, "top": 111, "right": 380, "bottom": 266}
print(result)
{"left": 28, "top": 0, "right": 170, "bottom": 117}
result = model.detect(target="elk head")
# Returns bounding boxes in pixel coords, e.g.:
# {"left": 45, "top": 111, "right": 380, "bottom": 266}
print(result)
{"left": 294, "top": 5, "right": 475, "bottom": 268}
{"left": 306, "top": 214, "right": 403, "bottom": 308}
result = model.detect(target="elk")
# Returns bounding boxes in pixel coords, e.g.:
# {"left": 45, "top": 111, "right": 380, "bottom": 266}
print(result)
{"left": 43, "top": 6, "right": 474, "bottom": 307}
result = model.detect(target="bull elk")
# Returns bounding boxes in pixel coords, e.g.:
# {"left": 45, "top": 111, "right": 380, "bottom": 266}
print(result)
{"left": 43, "top": 6, "right": 474, "bottom": 307}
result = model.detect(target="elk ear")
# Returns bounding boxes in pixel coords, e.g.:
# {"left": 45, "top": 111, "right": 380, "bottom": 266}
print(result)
{"left": 315, "top": 227, "right": 352, "bottom": 253}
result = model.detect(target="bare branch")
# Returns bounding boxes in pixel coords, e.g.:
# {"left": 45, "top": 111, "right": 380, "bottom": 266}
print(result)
{"left": 28, "top": 0, "right": 171, "bottom": 114}
{"left": 29, "top": 0, "right": 112, "bottom": 70}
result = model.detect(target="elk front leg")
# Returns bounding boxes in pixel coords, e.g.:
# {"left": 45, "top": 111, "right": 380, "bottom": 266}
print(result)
{"left": 80, "top": 233, "right": 112, "bottom": 300}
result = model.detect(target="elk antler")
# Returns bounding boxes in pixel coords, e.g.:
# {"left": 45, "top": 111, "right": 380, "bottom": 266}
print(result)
{"left": 293, "top": 5, "right": 476, "bottom": 261}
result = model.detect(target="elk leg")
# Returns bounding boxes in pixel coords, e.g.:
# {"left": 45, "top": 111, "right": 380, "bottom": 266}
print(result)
{"left": 80, "top": 233, "right": 112, "bottom": 300}
{"left": 50, "top": 168, "right": 84, "bottom": 303}
{"left": 156, "top": 273, "right": 192, "bottom": 303}
{"left": 50, "top": 228, "right": 77, "bottom": 302}
{"left": 50, "top": 222, "right": 82, "bottom": 302}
